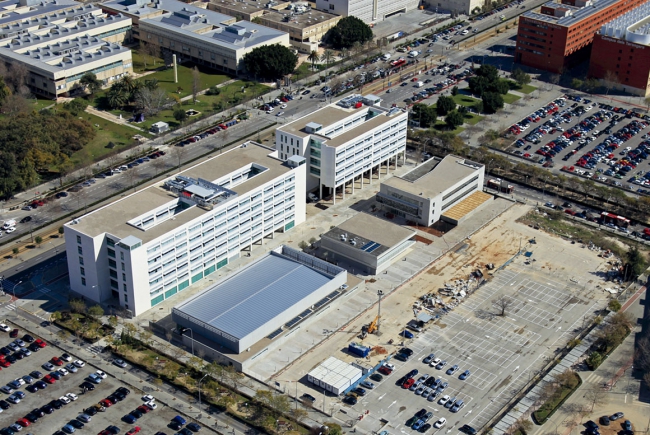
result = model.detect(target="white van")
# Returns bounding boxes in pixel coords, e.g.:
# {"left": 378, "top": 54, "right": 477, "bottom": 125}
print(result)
{"left": 415, "top": 81, "right": 425, "bottom": 88}
{"left": 382, "top": 53, "right": 391, "bottom": 61}
{"left": 3, "top": 219, "right": 16, "bottom": 229}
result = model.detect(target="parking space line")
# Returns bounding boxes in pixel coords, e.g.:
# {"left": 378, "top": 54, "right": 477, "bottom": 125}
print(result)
{"left": 516, "top": 279, "right": 575, "bottom": 308}
{"left": 449, "top": 331, "right": 519, "bottom": 368}
{"left": 507, "top": 299, "right": 561, "bottom": 329}
{"left": 470, "top": 317, "right": 542, "bottom": 347}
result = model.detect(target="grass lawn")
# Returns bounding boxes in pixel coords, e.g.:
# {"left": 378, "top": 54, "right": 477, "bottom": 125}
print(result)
{"left": 463, "top": 112, "right": 484, "bottom": 125}
{"left": 433, "top": 120, "right": 465, "bottom": 135}
{"left": 518, "top": 84, "right": 537, "bottom": 94}
{"left": 452, "top": 93, "right": 481, "bottom": 107}
{"left": 69, "top": 112, "right": 144, "bottom": 166}
{"left": 503, "top": 92, "right": 521, "bottom": 104}
{"left": 30, "top": 96, "right": 56, "bottom": 111}
{"left": 130, "top": 49, "right": 164, "bottom": 73}
{"left": 146, "top": 63, "right": 232, "bottom": 96}
{"left": 532, "top": 372, "right": 581, "bottom": 424}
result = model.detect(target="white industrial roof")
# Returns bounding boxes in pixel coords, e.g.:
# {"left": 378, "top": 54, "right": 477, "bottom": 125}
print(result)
{"left": 308, "top": 356, "right": 362, "bottom": 390}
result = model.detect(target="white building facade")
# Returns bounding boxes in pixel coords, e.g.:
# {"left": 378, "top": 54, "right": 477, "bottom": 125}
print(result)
{"left": 316, "top": 0, "right": 421, "bottom": 23}
{"left": 64, "top": 143, "right": 306, "bottom": 316}
{"left": 377, "top": 155, "right": 485, "bottom": 226}
{"left": 275, "top": 95, "right": 408, "bottom": 203}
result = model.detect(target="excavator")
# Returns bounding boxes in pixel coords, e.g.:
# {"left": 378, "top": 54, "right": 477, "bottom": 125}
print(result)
{"left": 359, "top": 315, "right": 379, "bottom": 339}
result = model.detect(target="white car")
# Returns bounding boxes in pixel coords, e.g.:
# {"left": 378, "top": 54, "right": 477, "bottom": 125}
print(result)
{"left": 438, "top": 395, "right": 450, "bottom": 405}
{"left": 14, "top": 378, "right": 25, "bottom": 386}
{"left": 383, "top": 363, "right": 395, "bottom": 371}
{"left": 66, "top": 392, "right": 79, "bottom": 401}
{"left": 145, "top": 401, "right": 157, "bottom": 410}
{"left": 276, "top": 111, "right": 285, "bottom": 117}
{"left": 96, "top": 370, "right": 107, "bottom": 379}
{"left": 434, "top": 417, "right": 447, "bottom": 429}
{"left": 280, "top": 104, "right": 287, "bottom": 109}
{"left": 59, "top": 395, "right": 71, "bottom": 404}
{"left": 58, "top": 368, "right": 69, "bottom": 376}
{"left": 73, "top": 360, "right": 85, "bottom": 368}
{"left": 0, "top": 324, "right": 10, "bottom": 332}
{"left": 5, "top": 227, "right": 15, "bottom": 233}
{"left": 142, "top": 394, "right": 155, "bottom": 402}
{"left": 429, "top": 358, "right": 441, "bottom": 367}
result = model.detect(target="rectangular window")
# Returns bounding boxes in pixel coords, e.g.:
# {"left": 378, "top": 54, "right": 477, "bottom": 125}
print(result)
{"left": 77, "top": 235, "right": 81, "bottom": 244}
{"left": 108, "top": 259, "right": 117, "bottom": 268}
{"left": 108, "top": 248, "right": 115, "bottom": 258}
{"left": 81, "top": 277, "right": 86, "bottom": 286}
{"left": 78, "top": 246, "right": 83, "bottom": 255}
{"left": 80, "top": 267, "right": 85, "bottom": 276}
{"left": 123, "top": 284, "right": 127, "bottom": 292}
{"left": 121, "top": 262, "right": 125, "bottom": 271}
{"left": 79, "top": 256, "right": 84, "bottom": 266}
{"left": 122, "top": 273, "right": 126, "bottom": 281}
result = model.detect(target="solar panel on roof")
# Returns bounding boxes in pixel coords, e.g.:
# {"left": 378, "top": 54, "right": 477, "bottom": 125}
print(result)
{"left": 327, "top": 290, "right": 340, "bottom": 299}
{"left": 366, "top": 243, "right": 382, "bottom": 253}
{"left": 285, "top": 316, "right": 302, "bottom": 328}
{"left": 299, "top": 309, "right": 312, "bottom": 318}
{"left": 313, "top": 298, "right": 329, "bottom": 309}
{"left": 266, "top": 328, "right": 283, "bottom": 340}
{"left": 360, "top": 241, "right": 375, "bottom": 251}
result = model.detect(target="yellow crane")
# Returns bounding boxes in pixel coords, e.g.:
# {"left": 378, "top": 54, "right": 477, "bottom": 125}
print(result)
{"left": 367, "top": 315, "right": 380, "bottom": 334}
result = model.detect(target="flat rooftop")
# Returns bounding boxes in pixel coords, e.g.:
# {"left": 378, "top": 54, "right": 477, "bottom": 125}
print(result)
{"left": 322, "top": 212, "right": 415, "bottom": 257}
{"left": 522, "top": 0, "right": 620, "bottom": 27}
{"left": 102, "top": 0, "right": 235, "bottom": 24}
{"left": 209, "top": 0, "right": 338, "bottom": 28}
{"left": 279, "top": 103, "right": 405, "bottom": 148}
{"left": 442, "top": 191, "right": 492, "bottom": 222}
{"left": 599, "top": 1, "right": 650, "bottom": 45}
{"left": 0, "top": 0, "right": 80, "bottom": 27}
{"left": 382, "top": 155, "right": 483, "bottom": 199}
{"left": 173, "top": 248, "right": 339, "bottom": 341}
{"left": 68, "top": 142, "right": 291, "bottom": 242}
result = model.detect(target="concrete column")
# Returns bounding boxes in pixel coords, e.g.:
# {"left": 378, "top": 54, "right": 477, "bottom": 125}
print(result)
{"left": 352, "top": 176, "right": 355, "bottom": 194}
{"left": 319, "top": 183, "right": 323, "bottom": 201}
{"left": 377, "top": 164, "right": 381, "bottom": 181}
{"left": 342, "top": 182, "right": 346, "bottom": 201}
{"left": 333, "top": 185, "right": 336, "bottom": 205}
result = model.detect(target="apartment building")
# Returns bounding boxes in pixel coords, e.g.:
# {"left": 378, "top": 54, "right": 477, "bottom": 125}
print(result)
{"left": 315, "top": 0, "right": 420, "bottom": 23}
{"left": 589, "top": 1, "right": 650, "bottom": 97}
{"left": 275, "top": 95, "right": 408, "bottom": 202}
{"left": 64, "top": 142, "right": 306, "bottom": 317}
{"left": 515, "top": 0, "right": 647, "bottom": 73}
{"left": 0, "top": 0, "right": 132, "bottom": 98}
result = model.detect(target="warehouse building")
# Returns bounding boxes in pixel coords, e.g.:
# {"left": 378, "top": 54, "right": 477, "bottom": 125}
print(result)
{"left": 207, "top": 0, "right": 341, "bottom": 53}
{"left": 172, "top": 245, "right": 347, "bottom": 354}
{"left": 275, "top": 95, "right": 408, "bottom": 203}
{"left": 0, "top": 0, "right": 133, "bottom": 99}
{"left": 589, "top": 1, "right": 650, "bottom": 97}
{"left": 515, "top": 0, "right": 647, "bottom": 73}
{"left": 377, "top": 155, "right": 490, "bottom": 226}
{"left": 64, "top": 142, "right": 306, "bottom": 317}
{"left": 314, "top": 0, "right": 420, "bottom": 23}
{"left": 307, "top": 356, "right": 363, "bottom": 395}
{"left": 320, "top": 213, "right": 415, "bottom": 275}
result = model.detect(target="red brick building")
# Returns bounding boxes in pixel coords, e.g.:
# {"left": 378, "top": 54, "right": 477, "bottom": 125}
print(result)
{"left": 515, "top": 0, "right": 647, "bottom": 73}
{"left": 589, "top": 2, "right": 650, "bottom": 96}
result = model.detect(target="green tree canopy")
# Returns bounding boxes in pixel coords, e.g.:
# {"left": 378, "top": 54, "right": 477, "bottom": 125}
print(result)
{"left": 445, "top": 110, "right": 465, "bottom": 129}
{"left": 511, "top": 68, "right": 531, "bottom": 86}
{"left": 436, "top": 95, "right": 456, "bottom": 117}
{"left": 326, "top": 16, "right": 373, "bottom": 49}
{"left": 411, "top": 103, "right": 436, "bottom": 128}
{"left": 173, "top": 108, "right": 188, "bottom": 125}
{"left": 624, "top": 244, "right": 646, "bottom": 281}
{"left": 475, "top": 64, "right": 499, "bottom": 82}
{"left": 243, "top": 44, "right": 298, "bottom": 81}
{"left": 482, "top": 92, "right": 504, "bottom": 114}
{"left": 79, "top": 72, "right": 102, "bottom": 97}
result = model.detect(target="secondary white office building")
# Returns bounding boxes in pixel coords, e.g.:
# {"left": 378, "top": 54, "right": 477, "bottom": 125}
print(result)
{"left": 64, "top": 142, "right": 306, "bottom": 317}
{"left": 315, "top": 0, "right": 421, "bottom": 23}
{"left": 377, "top": 155, "right": 489, "bottom": 226}
{"left": 275, "top": 95, "right": 408, "bottom": 202}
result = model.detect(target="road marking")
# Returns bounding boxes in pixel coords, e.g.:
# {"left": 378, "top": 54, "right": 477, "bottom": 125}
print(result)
{"left": 387, "top": 400, "right": 396, "bottom": 409}
{"left": 378, "top": 393, "right": 386, "bottom": 401}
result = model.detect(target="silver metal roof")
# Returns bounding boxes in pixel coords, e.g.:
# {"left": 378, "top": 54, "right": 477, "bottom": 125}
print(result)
{"left": 173, "top": 251, "right": 335, "bottom": 340}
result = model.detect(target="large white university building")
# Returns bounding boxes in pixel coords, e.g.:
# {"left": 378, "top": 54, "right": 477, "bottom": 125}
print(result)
{"left": 64, "top": 142, "right": 306, "bottom": 316}
{"left": 275, "top": 95, "right": 408, "bottom": 202}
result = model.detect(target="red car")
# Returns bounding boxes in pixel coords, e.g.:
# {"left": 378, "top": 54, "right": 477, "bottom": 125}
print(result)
{"left": 51, "top": 356, "right": 63, "bottom": 366}
{"left": 43, "top": 375, "right": 56, "bottom": 384}
{"left": 378, "top": 366, "right": 392, "bottom": 376}
{"left": 126, "top": 428, "right": 141, "bottom": 435}
{"left": 0, "top": 360, "right": 9, "bottom": 368}
{"left": 402, "top": 378, "right": 415, "bottom": 389}
{"left": 10, "top": 329, "right": 19, "bottom": 338}
{"left": 16, "top": 418, "right": 31, "bottom": 427}
{"left": 99, "top": 399, "right": 113, "bottom": 408}
{"left": 35, "top": 339, "right": 47, "bottom": 348}
{"left": 137, "top": 405, "right": 150, "bottom": 414}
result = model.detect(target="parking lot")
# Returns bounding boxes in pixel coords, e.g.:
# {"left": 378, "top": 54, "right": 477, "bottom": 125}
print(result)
{"left": 348, "top": 259, "right": 604, "bottom": 435}
{"left": 0, "top": 325, "right": 203, "bottom": 435}
{"left": 507, "top": 95, "right": 650, "bottom": 196}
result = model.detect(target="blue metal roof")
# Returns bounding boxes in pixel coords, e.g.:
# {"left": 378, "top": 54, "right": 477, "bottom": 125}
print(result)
{"left": 174, "top": 253, "right": 333, "bottom": 340}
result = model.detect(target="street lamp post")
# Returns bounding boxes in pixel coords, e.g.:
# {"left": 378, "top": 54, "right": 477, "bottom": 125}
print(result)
{"left": 10, "top": 280, "right": 22, "bottom": 311}
{"left": 198, "top": 373, "right": 209, "bottom": 412}
{"left": 183, "top": 327, "right": 194, "bottom": 355}
{"left": 376, "top": 290, "right": 384, "bottom": 334}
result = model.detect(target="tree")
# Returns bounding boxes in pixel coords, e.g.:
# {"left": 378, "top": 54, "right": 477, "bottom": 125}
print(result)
{"left": 243, "top": 44, "right": 298, "bottom": 81}
{"left": 171, "top": 145, "right": 186, "bottom": 171}
{"left": 140, "top": 42, "right": 160, "bottom": 68}
{"left": 326, "top": 16, "right": 373, "bottom": 49}
{"left": 603, "top": 70, "right": 619, "bottom": 98}
{"left": 69, "top": 298, "right": 86, "bottom": 314}
{"left": 451, "top": 86, "right": 459, "bottom": 96}
{"left": 108, "top": 315, "right": 118, "bottom": 329}
{"left": 192, "top": 66, "right": 201, "bottom": 104}
{"left": 445, "top": 110, "right": 464, "bottom": 129}
{"left": 320, "top": 49, "right": 335, "bottom": 67}
{"left": 554, "top": 370, "right": 576, "bottom": 389}
{"left": 624, "top": 244, "right": 646, "bottom": 281}
{"left": 173, "top": 108, "right": 188, "bottom": 126}
{"left": 34, "top": 235, "right": 43, "bottom": 246}
{"left": 106, "top": 86, "right": 128, "bottom": 109}
{"left": 436, "top": 95, "right": 456, "bottom": 117}
{"left": 511, "top": 68, "right": 531, "bottom": 86}
{"left": 482, "top": 92, "right": 504, "bottom": 114}
{"left": 549, "top": 73, "right": 560, "bottom": 90}
{"left": 134, "top": 88, "right": 169, "bottom": 116}
{"left": 79, "top": 72, "right": 102, "bottom": 97}
{"left": 608, "top": 299, "right": 622, "bottom": 312}
{"left": 586, "top": 351, "right": 603, "bottom": 370}
{"left": 87, "top": 304, "right": 104, "bottom": 320}
{"left": 584, "top": 386, "right": 607, "bottom": 411}
{"left": 492, "top": 295, "right": 514, "bottom": 316}
{"left": 0, "top": 76, "right": 10, "bottom": 105}
{"left": 308, "top": 50, "right": 319, "bottom": 71}
{"left": 63, "top": 98, "right": 88, "bottom": 116}
{"left": 571, "top": 78, "right": 583, "bottom": 90}
{"left": 411, "top": 104, "right": 436, "bottom": 128}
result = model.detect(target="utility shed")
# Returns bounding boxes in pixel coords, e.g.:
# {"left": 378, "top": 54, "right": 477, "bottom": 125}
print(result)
{"left": 307, "top": 356, "right": 363, "bottom": 395}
